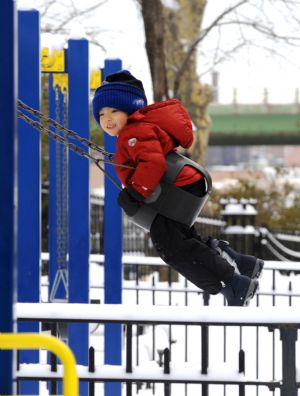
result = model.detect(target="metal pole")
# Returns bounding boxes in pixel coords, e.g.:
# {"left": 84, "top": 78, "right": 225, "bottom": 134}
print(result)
{"left": 103, "top": 58, "right": 123, "bottom": 396}
{"left": 280, "top": 326, "right": 298, "bottom": 396}
{"left": 68, "top": 38, "right": 90, "bottom": 396}
{"left": 0, "top": 0, "right": 17, "bottom": 393}
{"left": 202, "top": 292, "right": 209, "bottom": 396}
{"left": 126, "top": 324, "right": 133, "bottom": 396}
{"left": 17, "top": 9, "right": 40, "bottom": 395}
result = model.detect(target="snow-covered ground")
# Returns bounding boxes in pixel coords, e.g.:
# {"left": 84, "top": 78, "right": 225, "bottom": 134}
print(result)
{"left": 31, "top": 258, "right": 300, "bottom": 395}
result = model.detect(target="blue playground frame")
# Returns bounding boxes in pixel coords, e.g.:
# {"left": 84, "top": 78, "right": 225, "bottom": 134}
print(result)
{"left": 0, "top": 4, "right": 123, "bottom": 395}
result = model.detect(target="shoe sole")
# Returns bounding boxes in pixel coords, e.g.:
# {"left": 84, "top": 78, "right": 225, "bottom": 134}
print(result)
{"left": 250, "top": 259, "right": 264, "bottom": 279}
{"left": 243, "top": 279, "right": 259, "bottom": 306}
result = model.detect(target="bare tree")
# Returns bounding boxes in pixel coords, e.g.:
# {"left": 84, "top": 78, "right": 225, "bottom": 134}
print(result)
{"left": 141, "top": 0, "right": 168, "bottom": 102}
{"left": 28, "top": 0, "right": 300, "bottom": 163}
{"left": 138, "top": 0, "right": 300, "bottom": 163}
{"left": 35, "top": 0, "right": 108, "bottom": 51}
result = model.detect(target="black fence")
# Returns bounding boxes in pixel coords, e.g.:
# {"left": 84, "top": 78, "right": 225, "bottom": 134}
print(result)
{"left": 34, "top": 253, "right": 300, "bottom": 395}
{"left": 17, "top": 301, "right": 300, "bottom": 396}
{"left": 36, "top": 193, "right": 300, "bottom": 395}
{"left": 42, "top": 187, "right": 300, "bottom": 260}
{"left": 90, "top": 195, "right": 300, "bottom": 266}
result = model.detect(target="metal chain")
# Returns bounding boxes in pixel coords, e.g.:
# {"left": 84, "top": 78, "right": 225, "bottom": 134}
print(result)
{"left": 50, "top": 86, "right": 69, "bottom": 302}
{"left": 18, "top": 99, "right": 112, "bottom": 160}
{"left": 62, "top": 89, "right": 69, "bottom": 277}
{"left": 55, "top": 86, "right": 63, "bottom": 271}
{"left": 18, "top": 110, "right": 98, "bottom": 162}
{"left": 18, "top": 100, "right": 134, "bottom": 191}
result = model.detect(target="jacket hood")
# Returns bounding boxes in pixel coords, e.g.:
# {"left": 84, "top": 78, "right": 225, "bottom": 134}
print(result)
{"left": 127, "top": 98, "right": 194, "bottom": 148}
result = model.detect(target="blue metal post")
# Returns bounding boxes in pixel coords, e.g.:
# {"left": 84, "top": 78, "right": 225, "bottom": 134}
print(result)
{"left": 103, "top": 58, "right": 123, "bottom": 396}
{"left": 17, "top": 10, "right": 40, "bottom": 395}
{"left": 0, "top": 0, "right": 17, "bottom": 393}
{"left": 68, "top": 39, "right": 90, "bottom": 396}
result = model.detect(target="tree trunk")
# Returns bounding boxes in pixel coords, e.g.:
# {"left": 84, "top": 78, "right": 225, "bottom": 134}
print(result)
{"left": 140, "top": 0, "right": 212, "bottom": 164}
{"left": 141, "top": 0, "right": 168, "bottom": 102}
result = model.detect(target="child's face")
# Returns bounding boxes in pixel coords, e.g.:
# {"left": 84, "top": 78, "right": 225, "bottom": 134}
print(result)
{"left": 99, "top": 107, "right": 128, "bottom": 137}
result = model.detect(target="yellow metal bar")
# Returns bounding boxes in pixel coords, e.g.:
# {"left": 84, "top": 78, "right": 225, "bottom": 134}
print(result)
{"left": 41, "top": 47, "right": 65, "bottom": 72}
{"left": 90, "top": 69, "right": 101, "bottom": 90}
{"left": 53, "top": 73, "right": 69, "bottom": 93}
{"left": 0, "top": 333, "right": 78, "bottom": 396}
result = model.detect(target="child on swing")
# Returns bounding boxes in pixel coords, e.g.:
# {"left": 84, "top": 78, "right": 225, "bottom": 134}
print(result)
{"left": 92, "top": 70, "right": 264, "bottom": 306}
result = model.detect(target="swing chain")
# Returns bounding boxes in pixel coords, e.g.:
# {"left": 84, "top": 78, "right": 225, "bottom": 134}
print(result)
{"left": 18, "top": 99, "right": 113, "bottom": 160}
{"left": 18, "top": 109, "right": 99, "bottom": 163}
{"left": 62, "top": 89, "right": 69, "bottom": 274}
{"left": 49, "top": 85, "right": 69, "bottom": 303}
{"left": 17, "top": 109, "right": 125, "bottom": 192}
{"left": 55, "top": 85, "right": 63, "bottom": 271}
{"left": 17, "top": 100, "right": 134, "bottom": 175}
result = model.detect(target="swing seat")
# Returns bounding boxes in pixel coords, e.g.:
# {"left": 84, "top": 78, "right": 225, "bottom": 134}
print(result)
{"left": 130, "top": 151, "right": 212, "bottom": 231}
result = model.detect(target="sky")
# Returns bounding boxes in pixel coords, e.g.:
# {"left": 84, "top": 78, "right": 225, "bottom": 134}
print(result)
{"left": 17, "top": 0, "right": 300, "bottom": 105}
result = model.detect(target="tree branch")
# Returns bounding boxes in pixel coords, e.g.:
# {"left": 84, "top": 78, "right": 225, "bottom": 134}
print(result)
{"left": 173, "top": 0, "right": 248, "bottom": 95}
{"left": 51, "top": 1, "right": 108, "bottom": 33}
{"left": 219, "top": 19, "right": 300, "bottom": 45}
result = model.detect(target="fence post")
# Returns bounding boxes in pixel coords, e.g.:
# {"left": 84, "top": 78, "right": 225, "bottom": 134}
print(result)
{"left": 0, "top": 0, "right": 17, "bottom": 392}
{"left": 221, "top": 198, "right": 257, "bottom": 255}
{"left": 238, "top": 349, "right": 245, "bottom": 396}
{"left": 280, "top": 326, "right": 298, "bottom": 396}
{"left": 88, "top": 347, "right": 95, "bottom": 396}
{"left": 126, "top": 324, "right": 133, "bottom": 396}
{"left": 201, "top": 293, "right": 209, "bottom": 396}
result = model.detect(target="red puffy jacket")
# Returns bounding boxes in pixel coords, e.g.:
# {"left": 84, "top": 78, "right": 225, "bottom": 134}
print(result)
{"left": 114, "top": 98, "right": 202, "bottom": 198}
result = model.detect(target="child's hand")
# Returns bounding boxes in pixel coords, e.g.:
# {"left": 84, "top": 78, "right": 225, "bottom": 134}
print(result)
{"left": 117, "top": 188, "right": 143, "bottom": 216}
{"left": 127, "top": 186, "right": 144, "bottom": 202}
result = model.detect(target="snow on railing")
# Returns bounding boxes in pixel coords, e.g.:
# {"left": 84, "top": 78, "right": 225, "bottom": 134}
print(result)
{"left": 14, "top": 303, "right": 300, "bottom": 325}
{"left": 42, "top": 252, "right": 300, "bottom": 271}
{"left": 40, "top": 254, "right": 300, "bottom": 301}
{"left": 276, "top": 233, "right": 300, "bottom": 243}
{"left": 260, "top": 227, "right": 300, "bottom": 259}
{"left": 16, "top": 303, "right": 300, "bottom": 396}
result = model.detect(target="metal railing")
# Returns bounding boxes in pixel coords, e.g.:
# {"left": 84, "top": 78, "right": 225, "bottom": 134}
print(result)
{"left": 38, "top": 254, "right": 300, "bottom": 395}
{"left": 44, "top": 190, "right": 300, "bottom": 260}
{"left": 0, "top": 333, "right": 78, "bottom": 396}
{"left": 41, "top": 252, "right": 300, "bottom": 306}
{"left": 16, "top": 303, "right": 300, "bottom": 396}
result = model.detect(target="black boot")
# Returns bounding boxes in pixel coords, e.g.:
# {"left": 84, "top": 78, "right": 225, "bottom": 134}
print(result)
{"left": 207, "top": 238, "right": 264, "bottom": 279}
{"left": 220, "top": 273, "right": 258, "bottom": 306}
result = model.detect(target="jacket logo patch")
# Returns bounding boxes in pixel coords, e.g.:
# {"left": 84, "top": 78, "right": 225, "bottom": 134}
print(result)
{"left": 128, "top": 138, "right": 137, "bottom": 147}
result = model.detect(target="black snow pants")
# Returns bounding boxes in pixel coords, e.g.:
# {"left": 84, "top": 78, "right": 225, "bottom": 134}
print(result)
{"left": 150, "top": 179, "right": 234, "bottom": 294}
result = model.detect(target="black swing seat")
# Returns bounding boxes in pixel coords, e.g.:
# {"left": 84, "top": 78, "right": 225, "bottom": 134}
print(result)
{"left": 130, "top": 151, "right": 212, "bottom": 231}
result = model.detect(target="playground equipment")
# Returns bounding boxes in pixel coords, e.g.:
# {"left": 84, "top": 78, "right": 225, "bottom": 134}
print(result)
{"left": 15, "top": 302, "right": 300, "bottom": 396}
{"left": 16, "top": 9, "right": 91, "bottom": 395}
{"left": 0, "top": 1, "right": 16, "bottom": 392}
{"left": 5, "top": 5, "right": 299, "bottom": 396}
{"left": 0, "top": 333, "right": 78, "bottom": 396}
{"left": 1, "top": 5, "right": 123, "bottom": 395}
{"left": 131, "top": 151, "right": 212, "bottom": 231}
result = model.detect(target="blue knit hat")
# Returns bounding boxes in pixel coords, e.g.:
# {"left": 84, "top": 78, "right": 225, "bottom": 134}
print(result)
{"left": 92, "top": 70, "right": 148, "bottom": 124}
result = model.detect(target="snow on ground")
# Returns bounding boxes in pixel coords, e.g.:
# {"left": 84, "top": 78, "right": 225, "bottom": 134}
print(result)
{"left": 36, "top": 259, "right": 300, "bottom": 395}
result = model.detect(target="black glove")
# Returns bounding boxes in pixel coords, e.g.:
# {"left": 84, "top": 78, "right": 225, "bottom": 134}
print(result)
{"left": 117, "top": 188, "right": 144, "bottom": 217}
{"left": 127, "top": 185, "right": 144, "bottom": 202}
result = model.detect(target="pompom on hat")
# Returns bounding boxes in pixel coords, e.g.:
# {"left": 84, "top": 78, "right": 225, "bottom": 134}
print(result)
{"left": 92, "top": 70, "right": 148, "bottom": 124}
